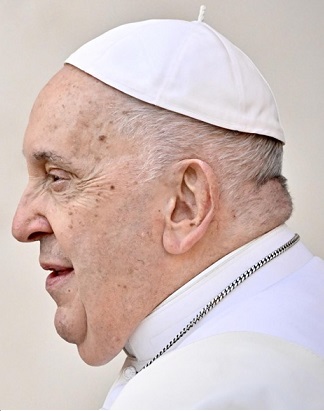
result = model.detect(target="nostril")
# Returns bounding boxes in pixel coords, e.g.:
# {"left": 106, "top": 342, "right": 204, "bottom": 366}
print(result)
{"left": 28, "top": 232, "right": 46, "bottom": 242}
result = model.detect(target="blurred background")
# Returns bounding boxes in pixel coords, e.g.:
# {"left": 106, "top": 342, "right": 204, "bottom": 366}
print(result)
{"left": 1, "top": 0, "right": 323, "bottom": 408}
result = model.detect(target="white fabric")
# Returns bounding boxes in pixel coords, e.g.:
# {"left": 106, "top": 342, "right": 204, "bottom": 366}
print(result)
{"left": 111, "top": 332, "right": 324, "bottom": 410}
{"left": 103, "top": 225, "right": 324, "bottom": 409}
{"left": 66, "top": 19, "right": 285, "bottom": 142}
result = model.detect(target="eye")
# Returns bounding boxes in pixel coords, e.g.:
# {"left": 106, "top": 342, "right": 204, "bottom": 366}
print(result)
{"left": 46, "top": 169, "right": 70, "bottom": 192}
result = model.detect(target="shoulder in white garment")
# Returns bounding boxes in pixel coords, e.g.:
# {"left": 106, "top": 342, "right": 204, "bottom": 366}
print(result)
{"left": 110, "top": 332, "right": 324, "bottom": 409}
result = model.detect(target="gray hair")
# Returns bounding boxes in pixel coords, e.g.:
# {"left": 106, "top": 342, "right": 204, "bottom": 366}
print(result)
{"left": 108, "top": 89, "right": 291, "bottom": 207}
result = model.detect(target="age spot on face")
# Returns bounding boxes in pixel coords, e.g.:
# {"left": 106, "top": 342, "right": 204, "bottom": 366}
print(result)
{"left": 98, "top": 134, "right": 107, "bottom": 142}
{"left": 117, "top": 284, "right": 127, "bottom": 290}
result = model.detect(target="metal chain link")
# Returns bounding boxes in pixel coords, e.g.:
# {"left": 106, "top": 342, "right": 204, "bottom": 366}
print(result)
{"left": 139, "top": 233, "right": 300, "bottom": 373}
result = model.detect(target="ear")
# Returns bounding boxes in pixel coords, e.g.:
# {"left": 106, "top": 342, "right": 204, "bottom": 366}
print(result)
{"left": 163, "top": 159, "right": 218, "bottom": 255}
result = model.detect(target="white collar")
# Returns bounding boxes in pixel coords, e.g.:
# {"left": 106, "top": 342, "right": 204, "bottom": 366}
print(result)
{"left": 124, "top": 225, "right": 296, "bottom": 363}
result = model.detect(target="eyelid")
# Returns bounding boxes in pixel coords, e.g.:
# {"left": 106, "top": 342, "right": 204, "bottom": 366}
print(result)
{"left": 46, "top": 167, "right": 70, "bottom": 178}
{"left": 46, "top": 168, "right": 71, "bottom": 187}
{"left": 45, "top": 168, "right": 71, "bottom": 192}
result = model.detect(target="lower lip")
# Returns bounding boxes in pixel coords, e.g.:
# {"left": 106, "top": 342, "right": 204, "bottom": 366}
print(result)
{"left": 46, "top": 269, "right": 74, "bottom": 290}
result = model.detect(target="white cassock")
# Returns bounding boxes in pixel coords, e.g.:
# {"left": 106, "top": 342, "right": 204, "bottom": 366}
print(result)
{"left": 102, "top": 225, "right": 324, "bottom": 409}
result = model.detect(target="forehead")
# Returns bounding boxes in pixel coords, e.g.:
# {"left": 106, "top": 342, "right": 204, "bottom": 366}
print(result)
{"left": 23, "top": 66, "right": 129, "bottom": 163}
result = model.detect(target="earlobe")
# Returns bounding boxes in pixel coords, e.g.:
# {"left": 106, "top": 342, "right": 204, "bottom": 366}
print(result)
{"left": 163, "top": 160, "right": 217, "bottom": 255}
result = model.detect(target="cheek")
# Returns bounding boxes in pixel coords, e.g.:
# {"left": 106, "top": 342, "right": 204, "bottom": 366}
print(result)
{"left": 53, "top": 205, "right": 106, "bottom": 257}
{"left": 66, "top": 202, "right": 115, "bottom": 233}
{"left": 73, "top": 280, "right": 130, "bottom": 365}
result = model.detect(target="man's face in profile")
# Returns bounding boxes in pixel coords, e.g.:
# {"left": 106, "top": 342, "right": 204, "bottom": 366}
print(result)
{"left": 12, "top": 66, "right": 167, "bottom": 366}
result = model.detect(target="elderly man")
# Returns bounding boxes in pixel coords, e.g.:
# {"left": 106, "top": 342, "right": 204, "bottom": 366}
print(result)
{"left": 12, "top": 12, "right": 324, "bottom": 410}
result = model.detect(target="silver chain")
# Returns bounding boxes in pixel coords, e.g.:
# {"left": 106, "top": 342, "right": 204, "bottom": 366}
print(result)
{"left": 139, "top": 233, "right": 300, "bottom": 373}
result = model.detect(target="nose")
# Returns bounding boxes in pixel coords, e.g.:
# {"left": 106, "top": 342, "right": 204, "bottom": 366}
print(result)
{"left": 12, "top": 189, "right": 53, "bottom": 242}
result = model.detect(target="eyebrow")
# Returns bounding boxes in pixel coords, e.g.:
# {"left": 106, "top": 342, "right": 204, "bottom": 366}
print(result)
{"left": 30, "top": 150, "right": 70, "bottom": 166}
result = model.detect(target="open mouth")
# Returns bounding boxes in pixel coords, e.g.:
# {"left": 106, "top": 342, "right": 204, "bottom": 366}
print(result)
{"left": 50, "top": 268, "right": 73, "bottom": 277}
{"left": 45, "top": 267, "right": 74, "bottom": 289}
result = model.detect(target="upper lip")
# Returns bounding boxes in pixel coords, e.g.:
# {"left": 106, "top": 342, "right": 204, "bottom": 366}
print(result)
{"left": 40, "top": 262, "right": 73, "bottom": 272}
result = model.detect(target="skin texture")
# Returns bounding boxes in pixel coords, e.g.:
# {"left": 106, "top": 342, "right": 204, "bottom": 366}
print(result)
{"left": 12, "top": 66, "right": 223, "bottom": 366}
{"left": 12, "top": 65, "right": 288, "bottom": 366}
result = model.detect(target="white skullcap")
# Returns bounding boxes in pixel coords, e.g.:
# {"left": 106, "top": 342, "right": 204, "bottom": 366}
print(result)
{"left": 66, "top": 17, "right": 285, "bottom": 142}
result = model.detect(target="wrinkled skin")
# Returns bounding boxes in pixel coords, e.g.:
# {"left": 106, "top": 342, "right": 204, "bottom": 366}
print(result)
{"left": 12, "top": 66, "right": 172, "bottom": 365}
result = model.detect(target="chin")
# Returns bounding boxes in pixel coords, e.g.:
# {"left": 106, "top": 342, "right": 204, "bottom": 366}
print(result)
{"left": 54, "top": 309, "right": 86, "bottom": 344}
{"left": 54, "top": 309, "right": 122, "bottom": 366}
{"left": 77, "top": 343, "right": 119, "bottom": 367}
